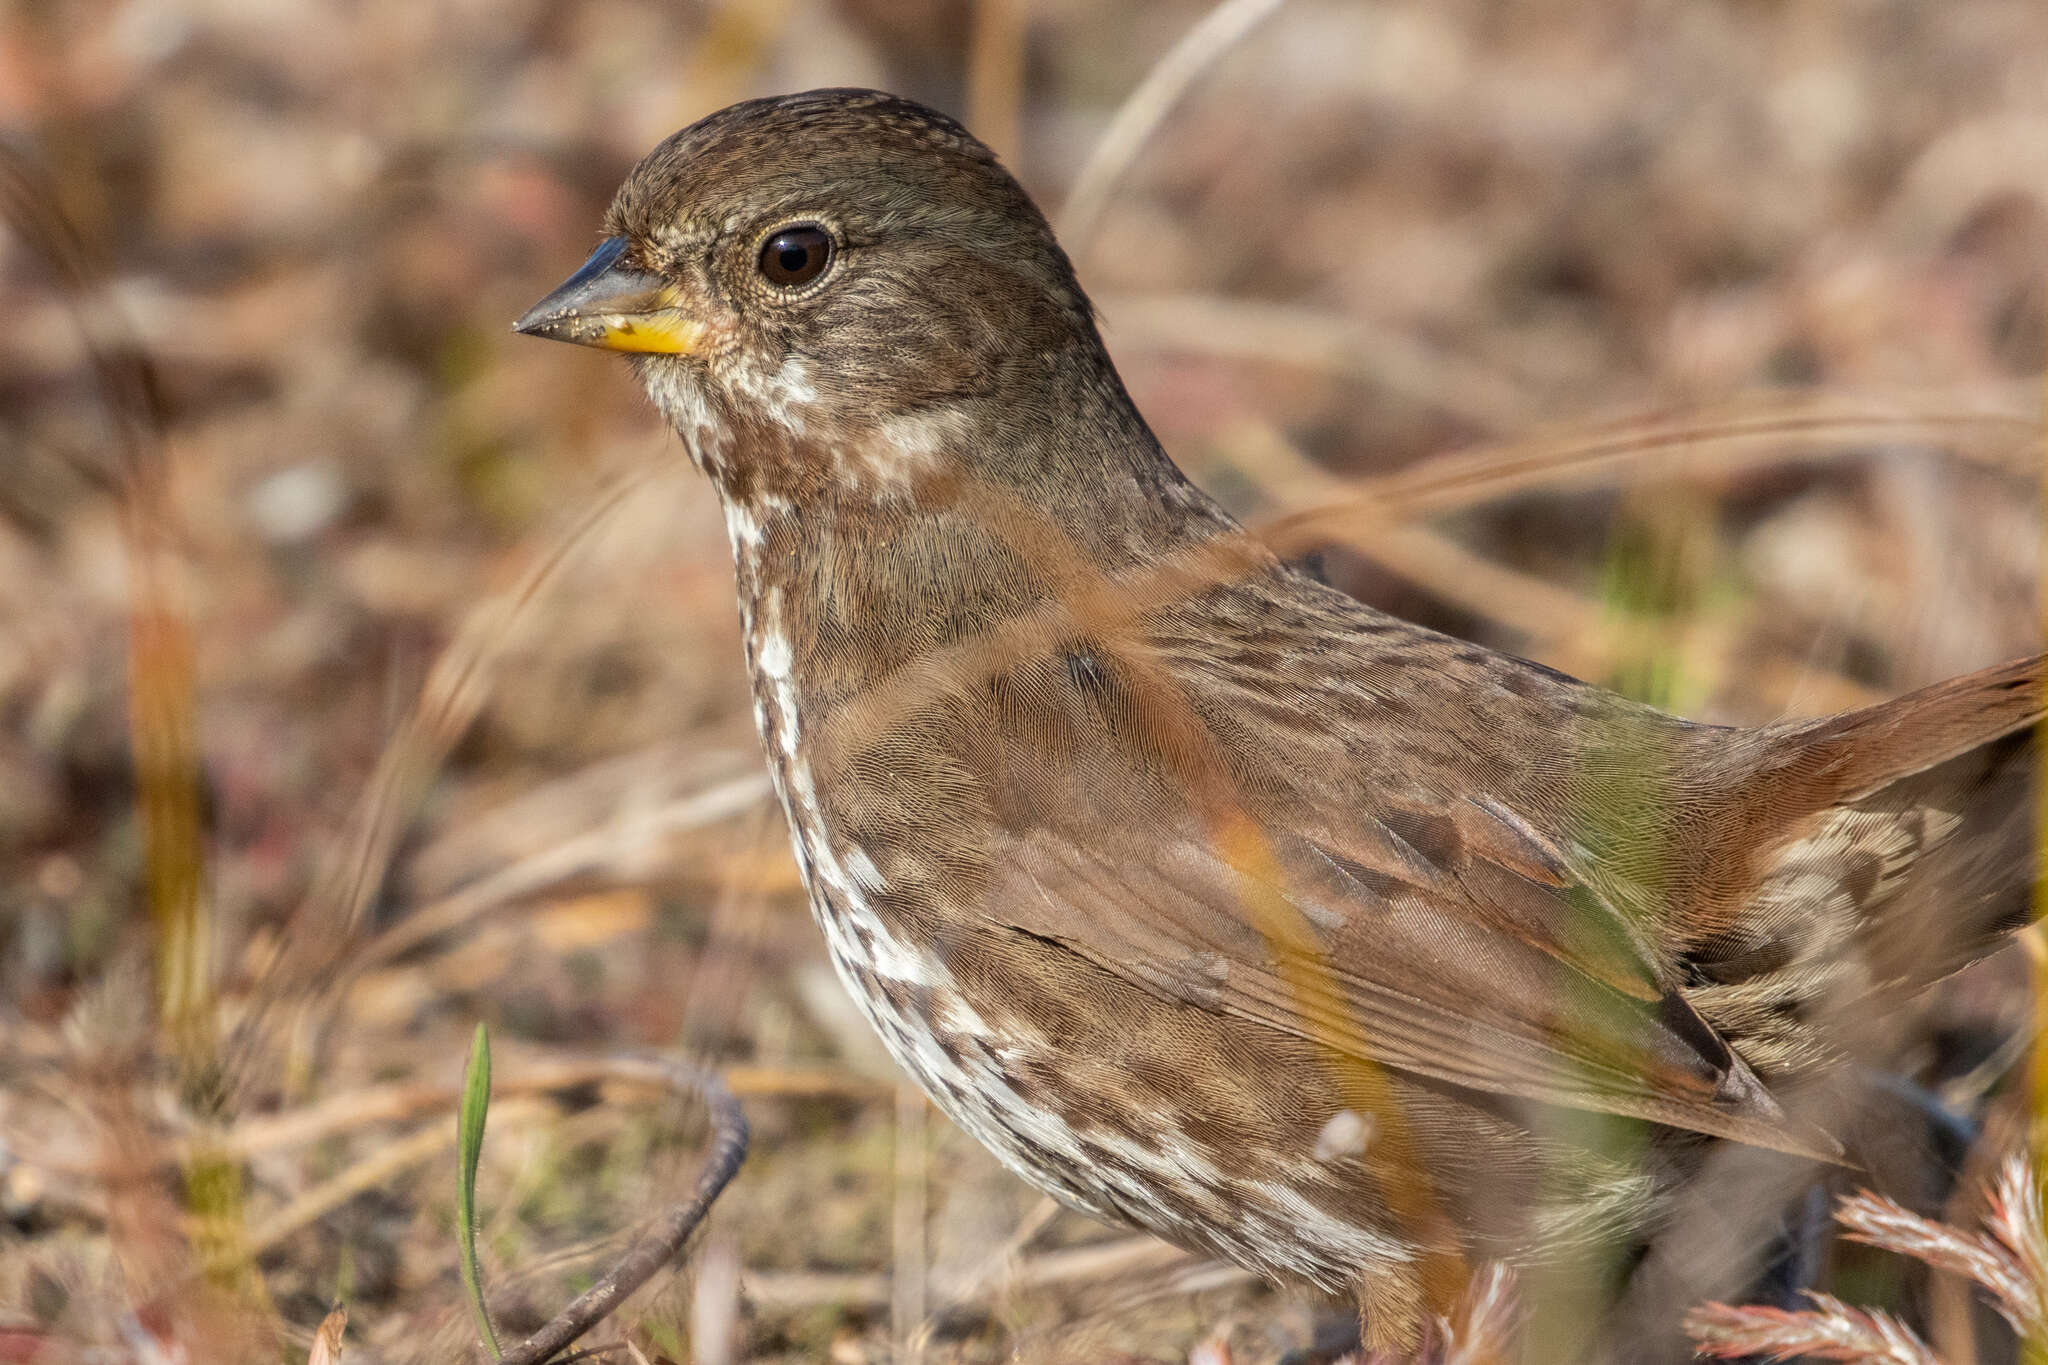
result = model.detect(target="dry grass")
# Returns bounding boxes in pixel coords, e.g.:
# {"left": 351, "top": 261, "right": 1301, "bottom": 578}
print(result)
{"left": 1686, "top": 1156, "right": 2048, "bottom": 1362}
{"left": 0, "top": 0, "right": 2043, "bottom": 1362}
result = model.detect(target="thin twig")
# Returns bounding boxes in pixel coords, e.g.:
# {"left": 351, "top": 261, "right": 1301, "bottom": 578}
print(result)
{"left": 943, "top": 1194, "right": 1061, "bottom": 1302}
{"left": 1058, "top": 0, "right": 1292, "bottom": 253}
{"left": 892, "top": 1084, "right": 930, "bottom": 1362}
{"left": 1102, "top": 291, "right": 1532, "bottom": 431}
{"left": 1222, "top": 419, "right": 1886, "bottom": 711}
{"left": 243, "top": 1102, "right": 535, "bottom": 1255}
{"left": 223, "top": 461, "right": 677, "bottom": 1110}
{"left": 689, "top": 1236, "right": 742, "bottom": 1365}
{"left": 740, "top": 1233, "right": 1212, "bottom": 1311}
{"left": 1299, "top": 392, "right": 2038, "bottom": 525}
{"left": 349, "top": 770, "right": 773, "bottom": 970}
{"left": 965, "top": 0, "right": 1028, "bottom": 165}
{"left": 296, "top": 463, "right": 665, "bottom": 951}
{"left": 494, "top": 1054, "right": 749, "bottom": 1365}
{"left": 26, "top": 1056, "right": 862, "bottom": 1176}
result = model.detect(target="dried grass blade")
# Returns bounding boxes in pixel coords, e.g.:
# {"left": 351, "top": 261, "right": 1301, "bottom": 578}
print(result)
{"left": 1685, "top": 1294, "right": 1942, "bottom": 1364}
{"left": 307, "top": 1304, "right": 347, "bottom": 1365}
{"left": 1837, "top": 1189, "right": 2033, "bottom": 1334}
{"left": 1059, "top": 0, "right": 1293, "bottom": 252}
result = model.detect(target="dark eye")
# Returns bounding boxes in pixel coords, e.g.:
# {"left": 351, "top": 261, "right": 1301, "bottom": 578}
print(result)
{"left": 759, "top": 225, "right": 832, "bottom": 287}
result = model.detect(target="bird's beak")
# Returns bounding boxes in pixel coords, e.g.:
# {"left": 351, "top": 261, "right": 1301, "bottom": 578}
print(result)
{"left": 512, "top": 237, "right": 706, "bottom": 354}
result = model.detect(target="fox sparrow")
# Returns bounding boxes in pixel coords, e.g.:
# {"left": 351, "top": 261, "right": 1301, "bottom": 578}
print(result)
{"left": 516, "top": 89, "right": 2040, "bottom": 1350}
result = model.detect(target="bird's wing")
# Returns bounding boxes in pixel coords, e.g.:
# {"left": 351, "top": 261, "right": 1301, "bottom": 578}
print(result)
{"left": 983, "top": 790, "right": 1842, "bottom": 1161}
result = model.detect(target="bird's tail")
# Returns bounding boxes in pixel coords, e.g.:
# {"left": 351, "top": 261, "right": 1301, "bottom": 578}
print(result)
{"left": 1770, "top": 652, "right": 2040, "bottom": 984}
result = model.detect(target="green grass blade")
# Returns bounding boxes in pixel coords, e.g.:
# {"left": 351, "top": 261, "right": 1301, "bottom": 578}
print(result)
{"left": 457, "top": 1021, "right": 502, "bottom": 1359}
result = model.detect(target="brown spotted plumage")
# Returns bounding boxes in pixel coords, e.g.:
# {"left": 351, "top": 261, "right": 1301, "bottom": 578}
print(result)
{"left": 516, "top": 89, "right": 2040, "bottom": 1352}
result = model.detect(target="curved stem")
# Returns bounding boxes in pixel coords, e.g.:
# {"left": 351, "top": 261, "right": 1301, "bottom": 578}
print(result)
{"left": 495, "top": 1055, "right": 750, "bottom": 1365}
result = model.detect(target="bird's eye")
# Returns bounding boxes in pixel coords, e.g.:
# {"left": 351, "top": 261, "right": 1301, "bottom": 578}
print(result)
{"left": 759, "top": 226, "right": 833, "bottom": 287}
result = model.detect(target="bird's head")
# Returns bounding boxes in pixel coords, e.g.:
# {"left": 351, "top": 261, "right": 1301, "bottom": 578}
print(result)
{"left": 516, "top": 88, "right": 1112, "bottom": 508}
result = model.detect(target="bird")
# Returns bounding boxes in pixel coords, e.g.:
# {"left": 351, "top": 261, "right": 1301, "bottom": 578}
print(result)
{"left": 514, "top": 88, "right": 2040, "bottom": 1354}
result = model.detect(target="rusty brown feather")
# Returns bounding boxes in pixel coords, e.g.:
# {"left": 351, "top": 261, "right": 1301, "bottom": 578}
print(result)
{"left": 516, "top": 89, "right": 2041, "bottom": 1352}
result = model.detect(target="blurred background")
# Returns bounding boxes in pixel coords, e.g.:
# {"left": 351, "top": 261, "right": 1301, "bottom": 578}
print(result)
{"left": 0, "top": 0, "right": 2041, "bottom": 1361}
